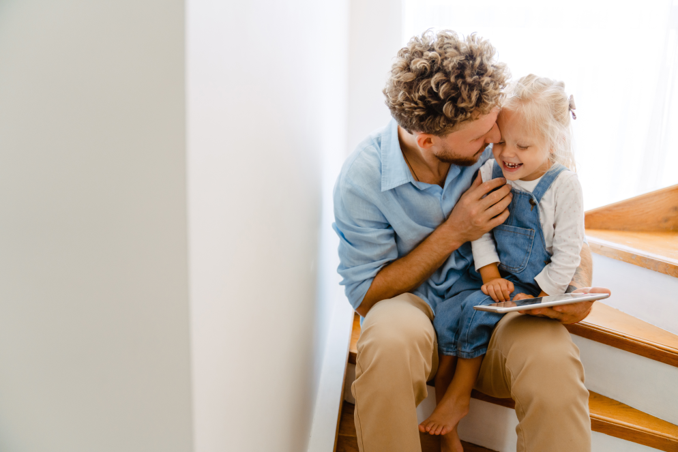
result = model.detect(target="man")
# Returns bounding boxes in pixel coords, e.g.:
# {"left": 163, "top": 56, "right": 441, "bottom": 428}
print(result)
{"left": 333, "top": 30, "right": 609, "bottom": 452}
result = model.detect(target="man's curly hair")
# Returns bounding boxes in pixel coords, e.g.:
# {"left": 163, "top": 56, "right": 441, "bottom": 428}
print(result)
{"left": 384, "top": 30, "right": 509, "bottom": 135}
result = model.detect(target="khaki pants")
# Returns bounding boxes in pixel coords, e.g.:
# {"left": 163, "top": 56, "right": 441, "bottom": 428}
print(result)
{"left": 352, "top": 293, "right": 591, "bottom": 452}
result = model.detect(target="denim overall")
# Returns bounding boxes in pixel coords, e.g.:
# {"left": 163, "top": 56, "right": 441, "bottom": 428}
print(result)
{"left": 433, "top": 161, "right": 567, "bottom": 359}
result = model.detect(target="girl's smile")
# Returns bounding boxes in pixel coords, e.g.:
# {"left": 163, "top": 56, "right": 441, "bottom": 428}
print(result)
{"left": 493, "top": 109, "right": 552, "bottom": 181}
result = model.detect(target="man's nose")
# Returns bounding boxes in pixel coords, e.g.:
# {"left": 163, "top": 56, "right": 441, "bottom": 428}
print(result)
{"left": 485, "top": 123, "right": 501, "bottom": 144}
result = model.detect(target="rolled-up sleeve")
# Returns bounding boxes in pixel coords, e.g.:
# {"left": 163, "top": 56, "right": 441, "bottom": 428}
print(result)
{"left": 333, "top": 178, "right": 397, "bottom": 310}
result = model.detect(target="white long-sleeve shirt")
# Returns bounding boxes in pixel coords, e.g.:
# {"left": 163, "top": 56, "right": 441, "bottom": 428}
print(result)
{"left": 472, "top": 159, "right": 585, "bottom": 296}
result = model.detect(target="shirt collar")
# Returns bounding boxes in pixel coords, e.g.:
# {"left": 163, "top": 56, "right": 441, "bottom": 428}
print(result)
{"left": 381, "top": 119, "right": 417, "bottom": 192}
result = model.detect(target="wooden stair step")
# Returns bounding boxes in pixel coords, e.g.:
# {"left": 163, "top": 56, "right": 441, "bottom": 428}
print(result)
{"left": 586, "top": 229, "right": 678, "bottom": 278}
{"left": 583, "top": 183, "right": 678, "bottom": 277}
{"left": 564, "top": 301, "right": 678, "bottom": 367}
{"left": 348, "top": 313, "right": 360, "bottom": 365}
{"left": 347, "top": 312, "right": 678, "bottom": 450}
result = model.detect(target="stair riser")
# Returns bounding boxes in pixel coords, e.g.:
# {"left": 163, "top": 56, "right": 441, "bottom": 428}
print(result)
{"left": 573, "top": 335, "right": 678, "bottom": 425}
{"left": 592, "top": 254, "right": 678, "bottom": 336}
{"left": 424, "top": 395, "right": 518, "bottom": 452}
{"left": 592, "top": 431, "right": 661, "bottom": 452}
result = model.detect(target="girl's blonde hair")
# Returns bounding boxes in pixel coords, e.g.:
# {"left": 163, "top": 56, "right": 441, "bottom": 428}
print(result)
{"left": 503, "top": 74, "right": 576, "bottom": 171}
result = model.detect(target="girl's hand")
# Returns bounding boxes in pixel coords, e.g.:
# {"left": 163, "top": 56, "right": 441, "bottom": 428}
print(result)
{"left": 481, "top": 278, "right": 515, "bottom": 302}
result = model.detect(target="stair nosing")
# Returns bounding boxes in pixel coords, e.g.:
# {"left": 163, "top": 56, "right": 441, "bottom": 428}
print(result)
{"left": 577, "top": 322, "right": 678, "bottom": 353}
{"left": 587, "top": 233, "right": 678, "bottom": 265}
{"left": 564, "top": 303, "right": 678, "bottom": 368}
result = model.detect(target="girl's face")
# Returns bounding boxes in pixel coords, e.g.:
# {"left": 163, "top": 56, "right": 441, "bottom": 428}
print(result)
{"left": 493, "top": 109, "right": 551, "bottom": 181}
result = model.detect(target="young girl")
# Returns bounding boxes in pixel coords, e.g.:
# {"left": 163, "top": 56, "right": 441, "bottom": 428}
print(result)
{"left": 419, "top": 75, "right": 585, "bottom": 452}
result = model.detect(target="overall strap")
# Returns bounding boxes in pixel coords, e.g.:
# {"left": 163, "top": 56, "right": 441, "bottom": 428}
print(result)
{"left": 532, "top": 163, "right": 566, "bottom": 202}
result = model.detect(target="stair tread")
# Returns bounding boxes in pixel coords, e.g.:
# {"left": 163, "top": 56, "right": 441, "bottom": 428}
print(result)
{"left": 347, "top": 313, "right": 678, "bottom": 450}
{"left": 589, "top": 392, "right": 678, "bottom": 439}
{"left": 586, "top": 229, "right": 678, "bottom": 277}
{"left": 565, "top": 302, "right": 678, "bottom": 367}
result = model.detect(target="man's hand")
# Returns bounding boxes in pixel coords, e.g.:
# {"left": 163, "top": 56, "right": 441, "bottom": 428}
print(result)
{"left": 442, "top": 174, "right": 512, "bottom": 245}
{"left": 481, "top": 278, "right": 514, "bottom": 302}
{"left": 517, "top": 287, "right": 612, "bottom": 324}
{"left": 357, "top": 173, "right": 512, "bottom": 317}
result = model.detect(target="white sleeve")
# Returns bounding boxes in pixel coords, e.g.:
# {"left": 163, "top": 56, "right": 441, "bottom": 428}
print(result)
{"left": 534, "top": 173, "right": 585, "bottom": 295}
{"left": 471, "top": 159, "right": 500, "bottom": 271}
{"left": 472, "top": 233, "right": 500, "bottom": 271}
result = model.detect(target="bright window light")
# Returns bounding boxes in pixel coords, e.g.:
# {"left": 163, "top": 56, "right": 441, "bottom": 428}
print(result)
{"left": 403, "top": 0, "right": 678, "bottom": 209}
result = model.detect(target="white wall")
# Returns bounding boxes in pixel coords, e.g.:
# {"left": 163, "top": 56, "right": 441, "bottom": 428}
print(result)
{"left": 348, "top": 0, "right": 403, "bottom": 151}
{"left": 187, "top": 0, "right": 349, "bottom": 451}
{"left": 0, "top": 1, "right": 192, "bottom": 451}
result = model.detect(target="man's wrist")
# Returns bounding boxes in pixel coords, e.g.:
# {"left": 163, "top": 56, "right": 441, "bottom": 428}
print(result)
{"left": 438, "top": 221, "right": 464, "bottom": 253}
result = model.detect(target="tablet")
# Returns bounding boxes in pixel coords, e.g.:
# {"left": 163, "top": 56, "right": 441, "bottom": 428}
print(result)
{"left": 473, "top": 292, "right": 610, "bottom": 314}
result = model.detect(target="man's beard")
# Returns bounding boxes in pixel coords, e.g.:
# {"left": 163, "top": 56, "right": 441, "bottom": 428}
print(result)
{"left": 435, "top": 144, "right": 487, "bottom": 167}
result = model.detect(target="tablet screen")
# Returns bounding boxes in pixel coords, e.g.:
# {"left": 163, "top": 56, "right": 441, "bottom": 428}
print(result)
{"left": 487, "top": 293, "right": 592, "bottom": 308}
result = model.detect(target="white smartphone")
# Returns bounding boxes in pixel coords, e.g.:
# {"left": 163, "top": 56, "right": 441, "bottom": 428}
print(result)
{"left": 473, "top": 292, "right": 610, "bottom": 314}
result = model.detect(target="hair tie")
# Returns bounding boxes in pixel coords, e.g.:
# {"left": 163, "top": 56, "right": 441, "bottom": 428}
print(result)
{"left": 569, "top": 94, "right": 577, "bottom": 120}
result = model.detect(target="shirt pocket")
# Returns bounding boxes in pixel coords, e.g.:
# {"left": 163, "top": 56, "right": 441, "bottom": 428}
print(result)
{"left": 493, "top": 224, "right": 535, "bottom": 274}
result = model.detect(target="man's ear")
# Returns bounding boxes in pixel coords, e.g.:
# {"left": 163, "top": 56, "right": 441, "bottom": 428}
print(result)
{"left": 415, "top": 133, "right": 435, "bottom": 150}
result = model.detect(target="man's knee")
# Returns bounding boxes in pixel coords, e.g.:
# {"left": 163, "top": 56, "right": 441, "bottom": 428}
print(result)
{"left": 359, "top": 294, "right": 435, "bottom": 360}
{"left": 354, "top": 293, "right": 437, "bottom": 390}
{"left": 498, "top": 315, "right": 587, "bottom": 409}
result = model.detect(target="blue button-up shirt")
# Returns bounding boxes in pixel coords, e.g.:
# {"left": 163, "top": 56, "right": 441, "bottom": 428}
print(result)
{"left": 333, "top": 119, "right": 492, "bottom": 312}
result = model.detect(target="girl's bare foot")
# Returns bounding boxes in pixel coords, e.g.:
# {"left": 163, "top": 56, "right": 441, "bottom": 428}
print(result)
{"left": 440, "top": 425, "right": 464, "bottom": 452}
{"left": 418, "top": 395, "right": 469, "bottom": 436}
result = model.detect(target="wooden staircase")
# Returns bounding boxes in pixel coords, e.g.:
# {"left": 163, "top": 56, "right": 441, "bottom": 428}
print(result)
{"left": 337, "top": 184, "right": 678, "bottom": 451}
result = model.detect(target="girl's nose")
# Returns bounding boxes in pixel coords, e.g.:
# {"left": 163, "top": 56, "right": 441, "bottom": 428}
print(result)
{"left": 499, "top": 146, "right": 516, "bottom": 158}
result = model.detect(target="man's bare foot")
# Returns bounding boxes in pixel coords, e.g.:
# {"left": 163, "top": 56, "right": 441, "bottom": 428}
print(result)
{"left": 418, "top": 395, "right": 469, "bottom": 436}
{"left": 441, "top": 425, "right": 464, "bottom": 452}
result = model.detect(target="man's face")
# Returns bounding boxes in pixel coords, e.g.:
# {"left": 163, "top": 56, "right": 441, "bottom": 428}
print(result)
{"left": 428, "top": 109, "right": 501, "bottom": 166}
